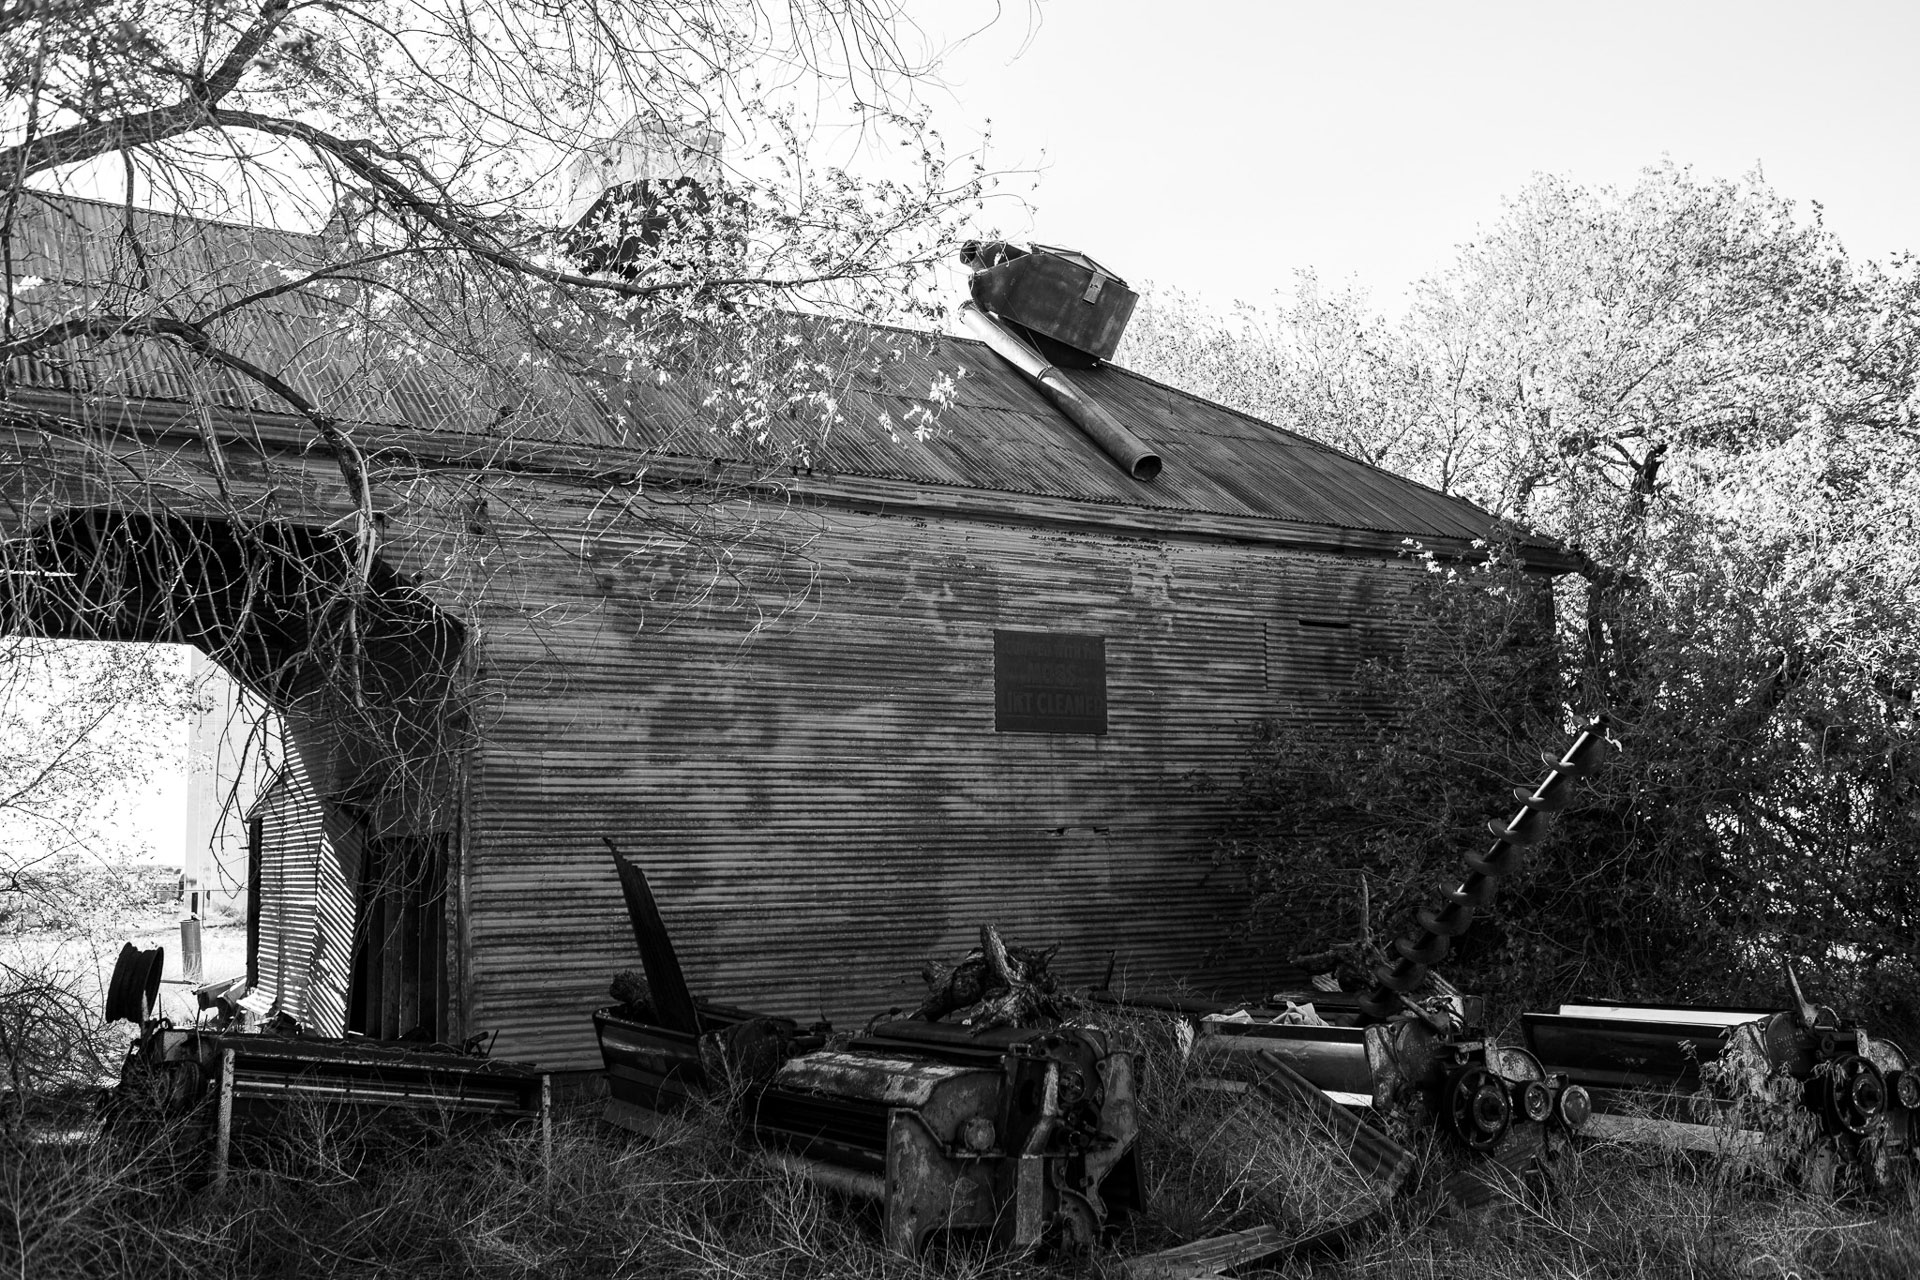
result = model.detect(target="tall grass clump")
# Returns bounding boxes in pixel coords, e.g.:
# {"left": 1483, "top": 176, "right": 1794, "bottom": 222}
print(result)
{"left": 1085, "top": 1005, "right": 1387, "bottom": 1256}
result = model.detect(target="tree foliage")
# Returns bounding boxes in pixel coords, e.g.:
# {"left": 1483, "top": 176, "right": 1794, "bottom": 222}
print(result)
{"left": 0, "top": 1, "right": 1007, "bottom": 900}
{"left": 1, "top": 0, "right": 996, "bottom": 460}
{"left": 1, "top": 640, "right": 191, "bottom": 931}
{"left": 1134, "top": 164, "right": 1920, "bottom": 1025}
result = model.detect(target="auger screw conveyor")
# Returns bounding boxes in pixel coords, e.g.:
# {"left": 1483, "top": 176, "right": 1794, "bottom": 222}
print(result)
{"left": 1116, "top": 717, "right": 1615, "bottom": 1278}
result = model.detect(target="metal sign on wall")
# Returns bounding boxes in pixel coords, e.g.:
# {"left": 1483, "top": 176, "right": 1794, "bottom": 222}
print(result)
{"left": 994, "top": 630, "right": 1107, "bottom": 735}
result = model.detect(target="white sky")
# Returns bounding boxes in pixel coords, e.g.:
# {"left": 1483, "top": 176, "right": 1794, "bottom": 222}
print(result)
{"left": 912, "top": 0, "right": 1920, "bottom": 309}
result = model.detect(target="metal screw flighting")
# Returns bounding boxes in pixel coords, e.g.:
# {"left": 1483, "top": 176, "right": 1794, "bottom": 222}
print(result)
{"left": 1360, "top": 715, "right": 1611, "bottom": 1023}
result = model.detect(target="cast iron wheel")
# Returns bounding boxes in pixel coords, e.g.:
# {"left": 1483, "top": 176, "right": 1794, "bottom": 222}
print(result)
{"left": 1446, "top": 1066, "right": 1512, "bottom": 1152}
{"left": 1820, "top": 1053, "right": 1886, "bottom": 1136}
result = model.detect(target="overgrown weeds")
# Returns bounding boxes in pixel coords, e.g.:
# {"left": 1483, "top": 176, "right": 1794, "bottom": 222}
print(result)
{"left": 6, "top": 1005, "right": 1920, "bottom": 1279}
{"left": 1308, "top": 1138, "right": 1920, "bottom": 1280}
{"left": 4, "top": 1082, "right": 1084, "bottom": 1280}
{"left": 1088, "top": 1004, "right": 1385, "bottom": 1252}
{"left": 0, "top": 956, "right": 123, "bottom": 1133}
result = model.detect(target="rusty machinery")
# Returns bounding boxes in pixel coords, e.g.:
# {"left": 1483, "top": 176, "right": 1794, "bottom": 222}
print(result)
{"left": 1117, "top": 718, "right": 1610, "bottom": 1189}
{"left": 1113, "top": 986, "right": 1589, "bottom": 1207}
{"left": 1112, "top": 718, "right": 1613, "bottom": 1277}
{"left": 1523, "top": 967, "right": 1920, "bottom": 1189}
{"left": 102, "top": 942, "right": 548, "bottom": 1183}
{"left": 596, "top": 715, "right": 1616, "bottom": 1265}
{"left": 594, "top": 841, "right": 1143, "bottom": 1255}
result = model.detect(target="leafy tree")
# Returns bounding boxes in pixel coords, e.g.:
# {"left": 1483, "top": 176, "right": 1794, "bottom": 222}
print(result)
{"left": 0, "top": 0, "right": 1009, "bottom": 890}
{"left": 1140, "top": 165, "right": 1920, "bottom": 1026}
{"left": 0, "top": 1, "right": 1029, "bottom": 1045}
{"left": 1, "top": 638, "right": 191, "bottom": 930}
{"left": 1, "top": 0, "right": 1000, "bottom": 586}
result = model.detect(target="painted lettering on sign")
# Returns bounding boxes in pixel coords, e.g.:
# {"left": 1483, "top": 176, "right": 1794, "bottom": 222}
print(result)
{"left": 994, "top": 630, "right": 1107, "bottom": 735}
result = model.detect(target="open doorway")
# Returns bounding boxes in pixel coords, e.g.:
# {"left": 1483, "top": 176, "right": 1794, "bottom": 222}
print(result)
{"left": 1, "top": 639, "right": 279, "bottom": 1013}
{"left": 1, "top": 637, "right": 202, "bottom": 1014}
{"left": 2, "top": 507, "right": 466, "bottom": 1044}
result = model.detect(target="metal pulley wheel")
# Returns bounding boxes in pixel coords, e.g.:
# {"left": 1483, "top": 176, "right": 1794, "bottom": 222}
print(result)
{"left": 162, "top": 1059, "right": 204, "bottom": 1110}
{"left": 1446, "top": 1066, "right": 1513, "bottom": 1151}
{"left": 1819, "top": 1053, "right": 1887, "bottom": 1136}
{"left": 1056, "top": 1062, "right": 1086, "bottom": 1108}
{"left": 1891, "top": 1070, "right": 1920, "bottom": 1112}
{"left": 112, "top": 1050, "right": 203, "bottom": 1120}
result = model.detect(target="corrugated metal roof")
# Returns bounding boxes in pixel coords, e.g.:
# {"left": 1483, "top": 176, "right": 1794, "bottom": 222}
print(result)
{"left": 5, "top": 192, "right": 1543, "bottom": 550}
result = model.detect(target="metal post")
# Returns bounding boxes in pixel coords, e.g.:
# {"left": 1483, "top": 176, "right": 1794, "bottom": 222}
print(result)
{"left": 212, "top": 1047, "right": 235, "bottom": 1192}
{"left": 540, "top": 1074, "right": 553, "bottom": 1192}
{"left": 180, "top": 910, "right": 204, "bottom": 985}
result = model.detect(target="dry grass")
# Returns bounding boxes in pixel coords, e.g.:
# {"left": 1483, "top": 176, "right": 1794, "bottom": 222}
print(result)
{"left": 6, "top": 1009, "right": 1920, "bottom": 1280}
{"left": 1089, "top": 1007, "right": 1389, "bottom": 1252}
{"left": 1307, "top": 1138, "right": 1920, "bottom": 1280}
{"left": 5, "top": 1084, "right": 1091, "bottom": 1280}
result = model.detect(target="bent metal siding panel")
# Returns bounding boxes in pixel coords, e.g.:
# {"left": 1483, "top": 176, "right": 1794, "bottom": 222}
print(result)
{"left": 247, "top": 742, "right": 356, "bottom": 1036}
{"left": 464, "top": 492, "right": 1430, "bottom": 1070}
{"left": 250, "top": 766, "right": 322, "bottom": 1023}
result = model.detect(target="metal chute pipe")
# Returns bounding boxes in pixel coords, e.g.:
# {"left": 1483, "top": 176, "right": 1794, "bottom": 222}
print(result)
{"left": 958, "top": 302, "right": 1163, "bottom": 482}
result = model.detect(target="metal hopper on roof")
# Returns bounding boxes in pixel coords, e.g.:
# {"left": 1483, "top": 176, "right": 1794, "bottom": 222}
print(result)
{"left": 960, "top": 240, "right": 1139, "bottom": 365}
{"left": 959, "top": 240, "right": 1160, "bottom": 482}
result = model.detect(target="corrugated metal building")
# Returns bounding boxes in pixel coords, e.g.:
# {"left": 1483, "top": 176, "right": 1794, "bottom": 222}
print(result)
{"left": 1, "top": 194, "right": 1571, "bottom": 1070}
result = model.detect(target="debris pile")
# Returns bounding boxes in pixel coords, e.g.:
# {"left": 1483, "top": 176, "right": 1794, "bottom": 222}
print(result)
{"left": 593, "top": 844, "right": 1140, "bottom": 1255}
{"left": 1203, "top": 1000, "right": 1329, "bottom": 1029}
{"left": 914, "top": 923, "right": 1079, "bottom": 1031}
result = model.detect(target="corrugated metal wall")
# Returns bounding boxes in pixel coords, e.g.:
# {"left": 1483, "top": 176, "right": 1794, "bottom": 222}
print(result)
{"left": 1, "top": 391, "right": 1469, "bottom": 1071}
{"left": 245, "top": 741, "right": 356, "bottom": 1036}
{"left": 464, "top": 495, "right": 1431, "bottom": 1069}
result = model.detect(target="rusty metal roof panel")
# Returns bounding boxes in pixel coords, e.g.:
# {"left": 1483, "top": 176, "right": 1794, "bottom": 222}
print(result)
{"left": 798, "top": 335, "right": 1512, "bottom": 544}
{"left": 8, "top": 192, "right": 1538, "bottom": 547}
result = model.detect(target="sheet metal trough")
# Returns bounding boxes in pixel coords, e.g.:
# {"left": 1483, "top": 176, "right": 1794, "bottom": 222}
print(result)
{"left": 210, "top": 1033, "right": 546, "bottom": 1118}
{"left": 1523, "top": 1002, "right": 1787, "bottom": 1095}
{"left": 594, "top": 999, "right": 813, "bottom": 1133}
{"left": 110, "top": 1021, "right": 550, "bottom": 1187}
